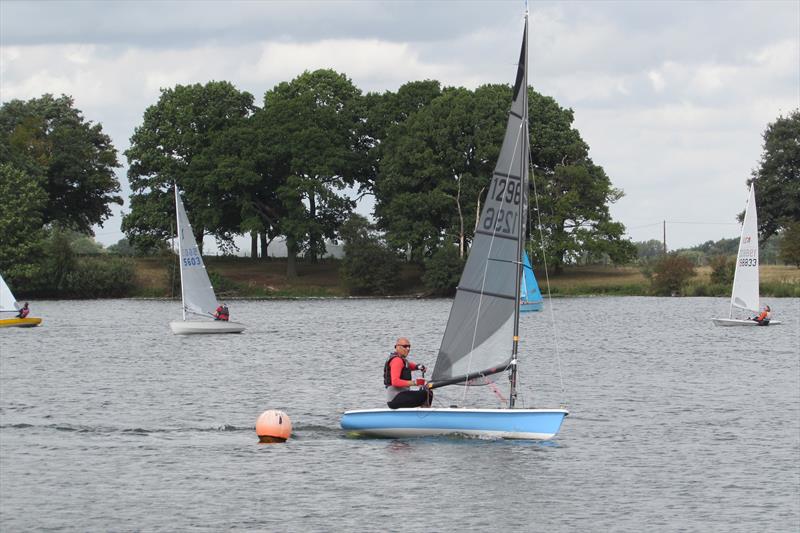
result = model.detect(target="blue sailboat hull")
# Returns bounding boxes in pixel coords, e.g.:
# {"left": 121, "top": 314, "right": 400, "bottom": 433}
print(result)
{"left": 340, "top": 407, "right": 568, "bottom": 440}
{"left": 520, "top": 301, "right": 543, "bottom": 312}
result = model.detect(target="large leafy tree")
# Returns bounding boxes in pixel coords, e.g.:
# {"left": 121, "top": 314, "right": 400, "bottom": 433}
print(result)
{"left": 258, "top": 69, "right": 365, "bottom": 274}
{"left": 779, "top": 221, "right": 800, "bottom": 267}
{"left": 375, "top": 84, "right": 633, "bottom": 270}
{"left": 747, "top": 109, "right": 800, "bottom": 243}
{"left": 528, "top": 91, "right": 634, "bottom": 270}
{"left": 124, "top": 81, "right": 258, "bottom": 252}
{"left": 360, "top": 80, "right": 443, "bottom": 196}
{"left": 0, "top": 94, "right": 121, "bottom": 232}
{"left": 0, "top": 163, "right": 47, "bottom": 280}
{"left": 376, "top": 85, "right": 506, "bottom": 261}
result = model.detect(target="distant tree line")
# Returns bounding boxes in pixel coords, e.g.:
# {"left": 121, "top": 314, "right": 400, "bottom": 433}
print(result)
{"left": 119, "top": 73, "right": 635, "bottom": 281}
{"left": 1, "top": 77, "right": 796, "bottom": 296}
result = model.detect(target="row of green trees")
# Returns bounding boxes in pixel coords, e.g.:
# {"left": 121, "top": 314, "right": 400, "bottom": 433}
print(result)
{"left": 1, "top": 74, "right": 797, "bottom": 296}
{"left": 119, "top": 72, "right": 635, "bottom": 277}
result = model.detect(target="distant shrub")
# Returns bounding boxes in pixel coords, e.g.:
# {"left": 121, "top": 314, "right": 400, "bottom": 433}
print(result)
{"left": 761, "top": 281, "right": 800, "bottom": 298}
{"left": 650, "top": 253, "right": 697, "bottom": 296}
{"left": 686, "top": 282, "right": 729, "bottom": 297}
{"left": 61, "top": 256, "right": 136, "bottom": 297}
{"left": 208, "top": 270, "right": 241, "bottom": 295}
{"left": 339, "top": 215, "right": 402, "bottom": 295}
{"left": 779, "top": 222, "right": 800, "bottom": 267}
{"left": 709, "top": 255, "right": 735, "bottom": 285}
{"left": 422, "top": 245, "right": 464, "bottom": 296}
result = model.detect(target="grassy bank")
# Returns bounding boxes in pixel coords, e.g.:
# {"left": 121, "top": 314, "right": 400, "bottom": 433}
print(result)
{"left": 130, "top": 257, "right": 800, "bottom": 299}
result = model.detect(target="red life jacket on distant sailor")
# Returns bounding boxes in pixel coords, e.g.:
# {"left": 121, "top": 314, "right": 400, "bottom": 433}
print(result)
{"left": 215, "top": 306, "right": 229, "bottom": 321}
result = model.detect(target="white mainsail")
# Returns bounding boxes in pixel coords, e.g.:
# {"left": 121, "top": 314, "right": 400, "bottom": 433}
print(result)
{"left": 175, "top": 185, "right": 219, "bottom": 319}
{"left": 0, "top": 273, "right": 20, "bottom": 312}
{"left": 729, "top": 184, "right": 759, "bottom": 316}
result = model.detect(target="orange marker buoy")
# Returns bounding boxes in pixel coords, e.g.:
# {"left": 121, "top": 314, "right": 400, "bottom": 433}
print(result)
{"left": 256, "top": 409, "right": 292, "bottom": 443}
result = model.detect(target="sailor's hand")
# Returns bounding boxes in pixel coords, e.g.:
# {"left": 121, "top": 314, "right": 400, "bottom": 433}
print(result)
{"left": 417, "top": 364, "right": 426, "bottom": 373}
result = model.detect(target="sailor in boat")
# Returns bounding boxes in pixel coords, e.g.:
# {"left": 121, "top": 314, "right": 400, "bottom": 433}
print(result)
{"left": 384, "top": 337, "right": 432, "bottom": 409}
{"left": 751, "top": 305, "right": 771, "bottom": 326}
{"left": 214, "top": 303, "right": 230, "bottom": 321}
{"left": 16, "top": 302, "right": 29, "bottom": 319}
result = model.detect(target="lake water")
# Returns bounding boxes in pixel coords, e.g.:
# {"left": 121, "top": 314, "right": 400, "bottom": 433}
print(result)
{"left": 1, "top": 297, "right": 798, "bottom": 531}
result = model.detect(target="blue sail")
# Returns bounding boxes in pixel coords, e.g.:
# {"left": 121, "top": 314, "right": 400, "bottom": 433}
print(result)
{"left": 520, "top": 251, "right": 543, "bottom": 312}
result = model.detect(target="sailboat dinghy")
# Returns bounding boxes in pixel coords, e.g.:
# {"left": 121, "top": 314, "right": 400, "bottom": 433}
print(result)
{"left": 169, "top": 185, "right": 245, "bottom": 335}
{"left": 520, "top": 251, "right": 543, "bottom": 312}
{"left": 712, "top": 184, "right": 781, "bottom": 327}
{"left": 0, "top": 274, "right": 42, "bottom": 328}
{"left": 341, "top": 13, "right": 568, "bottom": 440}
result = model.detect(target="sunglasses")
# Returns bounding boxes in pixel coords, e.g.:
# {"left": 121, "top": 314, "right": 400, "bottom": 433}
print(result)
{"left": 397, "top": 344, "right": 411, "bottom": 348}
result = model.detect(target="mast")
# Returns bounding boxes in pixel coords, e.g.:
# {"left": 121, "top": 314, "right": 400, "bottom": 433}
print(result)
{"left": 174, "top": 184, "right": 187, "bottom": 322}
{"left": 509, "top": 11, "right": 528, "bottom": 409}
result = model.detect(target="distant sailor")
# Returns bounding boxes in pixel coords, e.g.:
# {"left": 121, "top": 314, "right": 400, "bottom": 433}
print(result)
{"left": 16, "top": 302, "right": 29, "bottom": 319}
{"left": 752, "top": 305, "right": 771, "bottom": 326}
{"left": 214, "top": 303, "right": 230, "bottom": 321}
{"left": 384, "top": 337, "right": 432, "bottom": 409}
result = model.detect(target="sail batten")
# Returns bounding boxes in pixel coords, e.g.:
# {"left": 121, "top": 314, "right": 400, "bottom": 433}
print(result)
{"left": 432, "top": 17, "right": 529, "bottom": 387}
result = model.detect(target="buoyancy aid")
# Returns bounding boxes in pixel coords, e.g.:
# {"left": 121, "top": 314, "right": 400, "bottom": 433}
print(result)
{"left": 215, "top": 306, "right": 229, "bottom": 321}
{"left": 383, "top": 354, "right": 411, "bottom": 387}
{"left": 18, "top": 307, "right": 29, "bottom": 318}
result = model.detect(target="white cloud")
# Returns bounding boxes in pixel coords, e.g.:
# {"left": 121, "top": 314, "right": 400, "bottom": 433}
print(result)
{"left": 648, "top": 70, "right": 665, "bottom": 92}
{"left": 247, "top": 39, "right": 453, "bottom": 92}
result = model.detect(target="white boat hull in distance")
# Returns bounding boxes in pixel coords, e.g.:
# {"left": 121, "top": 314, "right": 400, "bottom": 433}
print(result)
{"left": 712, "top": 318, "right": 782, "bottom": 327}
{"left": 169, "top": 320, "right": 246, "bottom": 335}
{"left": 340, "top": 407, "right": 569, "bottom": 440}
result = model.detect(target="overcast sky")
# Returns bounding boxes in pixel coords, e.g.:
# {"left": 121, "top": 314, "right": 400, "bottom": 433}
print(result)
{"left": 1, "top": 0, "right": 798, "bottom": 250}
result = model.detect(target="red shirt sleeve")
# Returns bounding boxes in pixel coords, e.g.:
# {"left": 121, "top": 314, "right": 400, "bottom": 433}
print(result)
{"left": 390, "top": 357, "right": 412, "bottom": 388}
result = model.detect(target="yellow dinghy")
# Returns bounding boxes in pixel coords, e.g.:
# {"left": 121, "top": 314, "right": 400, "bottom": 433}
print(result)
{"left": 0, "top": 317, "right": 42, "bottom": 328}
{"left": 0, "top": 273, "right": 43, "bottom": 328}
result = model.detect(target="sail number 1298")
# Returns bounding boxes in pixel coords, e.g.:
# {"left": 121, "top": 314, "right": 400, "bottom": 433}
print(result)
{"left": 481, "top": 177, "right": 522, "bottom": 235}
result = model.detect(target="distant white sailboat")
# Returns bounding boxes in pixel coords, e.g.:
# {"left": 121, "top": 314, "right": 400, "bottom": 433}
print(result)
{"left": 0, "top": 273, "right": 42, "bottom": 328}
{"left": 712, "top": 184, "right": 781, "bottom": 327}
{"left": 169, "top": 185, "right": 245, "bottom": 335}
